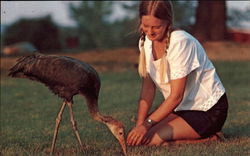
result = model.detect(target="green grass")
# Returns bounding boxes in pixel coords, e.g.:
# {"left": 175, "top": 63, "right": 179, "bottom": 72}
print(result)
{"left": 1, "top": 61, "right": 250, "bottom": 156}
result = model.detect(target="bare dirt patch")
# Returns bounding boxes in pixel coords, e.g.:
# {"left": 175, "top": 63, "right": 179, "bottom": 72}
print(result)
{"left": 1, "top": 41, "right": 249, "bottom": 75}
{"left": 203, "top": 41, "right": 250, "bottom": 61}
{"left": 0, "top": 48, "right": 139, "bottom": 75}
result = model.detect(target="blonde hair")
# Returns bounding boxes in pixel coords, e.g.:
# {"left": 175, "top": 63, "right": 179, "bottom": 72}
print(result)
{"left": 138, "top": 32, "right": 147, "bottom": 77}
{"left": 138, "top": 1, "right": 173, "bottom": 82}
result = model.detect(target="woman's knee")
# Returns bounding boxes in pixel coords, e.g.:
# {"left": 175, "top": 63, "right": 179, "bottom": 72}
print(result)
{"left": 147, "top": 133, "right": 165, "bottom": 146}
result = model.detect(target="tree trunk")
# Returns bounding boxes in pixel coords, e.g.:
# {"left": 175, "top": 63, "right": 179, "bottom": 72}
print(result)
{"left": 209, "top": 1, "right": 227, "bottom": 41}
{"left": 192, "top": 0, "right": 227, "bottom": 42}
{"left": 193, "top": 1, "right": 211, "bottom": 42}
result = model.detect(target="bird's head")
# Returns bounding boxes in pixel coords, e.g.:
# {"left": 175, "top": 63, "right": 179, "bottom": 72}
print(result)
{"left": 8, "top": 52, "right": 42, "bottom": 78}
{"left": 103, "top": 116, "right": 127, "bottom": 155}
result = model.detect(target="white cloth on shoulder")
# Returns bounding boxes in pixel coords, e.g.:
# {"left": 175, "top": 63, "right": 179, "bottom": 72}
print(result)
{"left": 141, "top": 30, "right": 225, "bottom": 111}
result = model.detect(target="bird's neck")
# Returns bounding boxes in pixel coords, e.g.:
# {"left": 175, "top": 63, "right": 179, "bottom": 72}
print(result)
{"left": 85, "top": 97, "right": 112, "bottom": 124}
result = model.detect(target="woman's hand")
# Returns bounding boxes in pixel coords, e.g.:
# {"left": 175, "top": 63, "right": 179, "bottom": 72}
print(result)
{"left": 127, "top": 125, "right": 148, "bottom": 146}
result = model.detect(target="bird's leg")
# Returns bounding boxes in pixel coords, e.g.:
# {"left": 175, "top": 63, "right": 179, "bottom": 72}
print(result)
{"left": 50, "top": 101, "right": 67, "bottom": 155}
{"left": 66, "top": 101, "right": 84, "bottom": 150}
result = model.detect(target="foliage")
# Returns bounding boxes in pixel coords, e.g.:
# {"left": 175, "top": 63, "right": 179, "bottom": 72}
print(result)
{"left": 227, "top": 6, "right": 250, "bottom": 28}
{"left": 109, "top": 17, "right": 139, "bottom": 48}
{"left": 69, "top": 1, "right": 113, "bottom": 50}
{"left": 2, "top": 15, "right": 61, "bottom": 52}
{"left": 68, "top": 1, "right": 139, "bottom": 50}
{"left": 110, "top": 2, "right": 139, "bottom": 48}
{"left": 171, "top": 1, "right": 196, "bottom": 29}
{"left": 1, "top": 61, "right": 250, "bottom": 155}
{"left": 68, "top": 1, "right": 199, "bottom": 50}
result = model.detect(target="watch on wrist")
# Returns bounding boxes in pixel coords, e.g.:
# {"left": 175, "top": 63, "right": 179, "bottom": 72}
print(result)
{"left": 142, "top": 118, "right": 156, "bottom": 129}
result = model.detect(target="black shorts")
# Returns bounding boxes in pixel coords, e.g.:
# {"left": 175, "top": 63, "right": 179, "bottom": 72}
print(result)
{"left": 174, "top": 94, "right": 228, "bottom": 138}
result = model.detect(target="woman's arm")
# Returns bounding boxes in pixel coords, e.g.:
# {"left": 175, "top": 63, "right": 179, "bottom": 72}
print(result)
{"left": 136, "top": 75, "right": 156, "bottom": 126}
{"left": 127, "top": 75, "right": 156, "bottom": 146}
{"left": 148, "top": 76, "right": 187, "bottom": 122}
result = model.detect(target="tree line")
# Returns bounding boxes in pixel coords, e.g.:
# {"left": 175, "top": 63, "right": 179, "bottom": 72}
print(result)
{"left": 2, "top": 1, "right": 249, "bottom": 52}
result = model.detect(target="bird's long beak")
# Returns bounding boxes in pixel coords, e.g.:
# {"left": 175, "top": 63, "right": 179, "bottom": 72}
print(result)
{"left": 118, "top": 137, "right": 127, "bottom": 155}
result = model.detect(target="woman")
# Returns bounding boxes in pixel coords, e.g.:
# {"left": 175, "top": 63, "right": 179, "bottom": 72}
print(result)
{"left": 127, "top": 1, "right": 228, "bottom": 146}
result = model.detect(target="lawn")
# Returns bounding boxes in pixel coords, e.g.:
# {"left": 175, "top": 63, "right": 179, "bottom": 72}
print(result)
{"left": 1, "top": 59, "right": 250, "bottom": 156}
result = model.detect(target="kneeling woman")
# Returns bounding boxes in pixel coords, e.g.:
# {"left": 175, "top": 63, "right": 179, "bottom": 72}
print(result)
{"left": 127, "top": 1, "right": 228, "bottom": 146}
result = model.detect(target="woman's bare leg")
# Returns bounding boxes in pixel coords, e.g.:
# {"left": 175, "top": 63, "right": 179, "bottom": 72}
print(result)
{"left": 145, "top": 113, "right": 201, "bottom": 145}
{"left": 162, "top": 134, "right": 219, "bottom": 146}
{"left": 142, "top": 113, "right": 224, "bottom": 146}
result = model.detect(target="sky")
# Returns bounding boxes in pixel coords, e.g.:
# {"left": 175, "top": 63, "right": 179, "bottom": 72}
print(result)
{"left": 1, "top": 1, "right": 131, "bottom": 27}
{"left": 1, "top": 1, "right": 78, "bottom": 27}
{"left": 1, "top": 1, "right": 250, "bottom": 28}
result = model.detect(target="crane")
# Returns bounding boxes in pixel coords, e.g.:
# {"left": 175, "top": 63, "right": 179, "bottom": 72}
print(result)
{"left": 8, "top": 53, "right": 127, "bottom": 155}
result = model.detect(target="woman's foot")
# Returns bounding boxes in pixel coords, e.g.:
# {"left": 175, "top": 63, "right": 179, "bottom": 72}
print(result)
{"left": 161, "top": 132, "right": 225, "bottom": 146}
{"left": 215, "top": 131, "right": 226, "bottom": 141}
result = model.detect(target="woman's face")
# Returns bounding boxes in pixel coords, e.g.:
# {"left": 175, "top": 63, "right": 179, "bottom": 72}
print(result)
{"left": 141, "top": 15, "right": 168, "bottom": 41}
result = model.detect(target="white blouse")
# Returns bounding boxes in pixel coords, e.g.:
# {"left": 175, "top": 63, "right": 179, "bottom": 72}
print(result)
{"left": 140, "top": 30, "right": 225, "bottom": 111}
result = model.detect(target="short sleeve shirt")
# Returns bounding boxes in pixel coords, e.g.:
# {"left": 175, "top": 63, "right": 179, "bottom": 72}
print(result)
{"left": 140, "top": 30, "right": 225, "bottom": 111}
